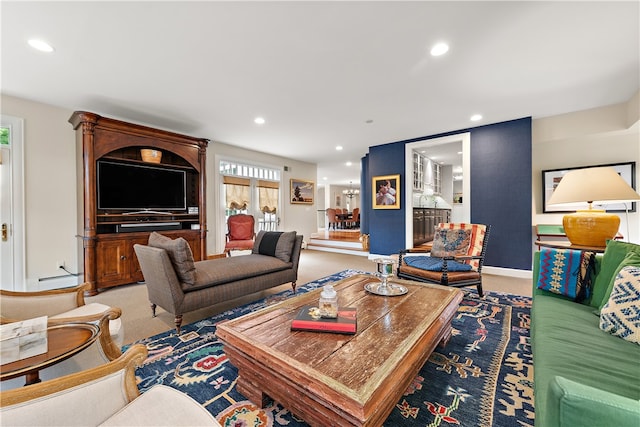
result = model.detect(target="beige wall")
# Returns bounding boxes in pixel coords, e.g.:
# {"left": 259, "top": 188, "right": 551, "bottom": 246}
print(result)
{"left": 1, "top": 95, "right": 317, "bottom": 290}
{"left": 532, "top": 91, "right": 640, "bottom": 244}
{"left": 1, "top": 96, "right": 77, "bottom": 289}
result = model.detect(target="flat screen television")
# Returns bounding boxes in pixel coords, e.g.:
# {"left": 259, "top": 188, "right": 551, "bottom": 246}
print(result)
{"left": 97, "top": 160, "right": 187, "bottom": 212}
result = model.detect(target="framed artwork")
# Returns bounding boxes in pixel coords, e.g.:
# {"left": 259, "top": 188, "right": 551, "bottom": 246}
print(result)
{"left": 290, "top": 179, "right": 314, "bottom": 204}
{"left": 542, "top": 161, "right": 636, "bottom": 213}
{"left": 372, "top": 174, "right": 400, "bottom": 209}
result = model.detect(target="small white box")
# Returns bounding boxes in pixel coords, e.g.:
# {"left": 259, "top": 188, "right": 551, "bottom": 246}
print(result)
{"left": 0, "top": 316, "right": 48, "bottom": 365}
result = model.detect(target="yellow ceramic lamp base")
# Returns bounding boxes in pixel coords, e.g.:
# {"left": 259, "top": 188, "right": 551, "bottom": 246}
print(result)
{"left": 562, "top": 209, "right": 620, "bottom": 247}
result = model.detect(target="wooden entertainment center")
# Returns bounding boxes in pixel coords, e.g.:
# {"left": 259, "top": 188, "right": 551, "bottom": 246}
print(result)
{"left": 69, "top": 111, "right": 209, "bottom": 295}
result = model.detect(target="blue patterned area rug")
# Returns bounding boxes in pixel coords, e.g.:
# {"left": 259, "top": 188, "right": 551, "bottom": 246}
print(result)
{"left": 131, "top": 270, "right": 534, "bottom": 426}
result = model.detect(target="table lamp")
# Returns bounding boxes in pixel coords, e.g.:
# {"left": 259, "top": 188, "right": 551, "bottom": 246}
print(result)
{"left": 547, "top": 166, "right": 640, "bottom": 247}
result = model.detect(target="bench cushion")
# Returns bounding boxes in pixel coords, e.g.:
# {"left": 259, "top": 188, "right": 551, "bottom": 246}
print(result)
{"left": 187, "top": 254, "right": 291, "bottom": 292}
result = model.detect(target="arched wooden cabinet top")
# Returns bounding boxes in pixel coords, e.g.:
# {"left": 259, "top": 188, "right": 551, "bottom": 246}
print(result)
{"left": 69, "top": 111, "right": 208, "bottom": 171}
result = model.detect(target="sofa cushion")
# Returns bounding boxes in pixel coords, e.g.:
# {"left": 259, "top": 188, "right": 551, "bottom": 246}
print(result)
{"left": 536, "top": 248, "right": 595, "bottom": 301}
{"left": 431, "top": 228, "right": 471, "bottom": 258}
{"left": 148, "top": 232, "right": 196, "bottom": 286}
{"left": 590, "top": 240, "right": 640, "bottom": 308}
{"left": 599, "top": 266, "right": 640, "bottom": 344}
{"left": 531, "top": 295, "right": 640, "bottom": 427}
{"left": 596, "top": 251, "right": 640, "bottom": 314}
{"left": 189, "top": 254, "right": 291, "bottom": 292}
{"left": 252, "top": 231, "right": 296, "bottom": 262}
{"left": 100, "top": 384, "right": 221, "bottom": 427}
{"left": 403, "top": 256, "right": 472, "bottom": 272}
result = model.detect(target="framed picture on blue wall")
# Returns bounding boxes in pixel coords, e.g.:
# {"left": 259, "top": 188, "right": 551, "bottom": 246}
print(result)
{"left": 372, "top": 174, "right": 400, "bottom": 209}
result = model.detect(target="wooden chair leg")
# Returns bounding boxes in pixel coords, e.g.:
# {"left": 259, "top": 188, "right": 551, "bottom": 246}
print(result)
{"left": 476, "top": 282, "right": 484, "bottom": 298}
{"left": 174, "top": 315, "right": 183, "bottom": 334}
{"left": 150, "top": 303, "right": 157, "bottom": 317}
{"left": 291, "top": 282, "right": 297, "bottom": 293}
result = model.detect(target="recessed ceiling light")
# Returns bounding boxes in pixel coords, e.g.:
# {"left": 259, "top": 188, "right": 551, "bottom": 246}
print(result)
{"left": 346, "top": 161, "right": 352, "bottom": 166}
{"left": 254, "top": 117, "right": 266, "bottom": 125}
{"left": 470, "top": 114, "right": 483, "bottom": 122}
{"left": 457, "top": 151, "right": 463, "bottom": 155}
{"left": 365, "top": 119, "right": 373, "bottom": 124}
{"left": 323, "top": 177, "right": 328, "bottom": 181}
{"left": 430, "top": 42, "right": 449, "bottom": 57}
{"left": 28, "top": 39, "right": 54, "bottom": 53}
{"left": 336, "top": 146, "right": 343, "bottom": 151}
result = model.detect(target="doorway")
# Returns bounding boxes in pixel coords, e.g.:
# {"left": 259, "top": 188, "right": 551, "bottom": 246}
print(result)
{"left": 404, "top": 132, "right": 471, "bottom": 248}
{"left": 0, "top": 115, "right": 25, "bottom": 290}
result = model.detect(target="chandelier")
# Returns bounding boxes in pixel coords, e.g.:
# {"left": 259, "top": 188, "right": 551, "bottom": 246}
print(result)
{"left": 342, "top": 181, "right": 360, "bottom": 199}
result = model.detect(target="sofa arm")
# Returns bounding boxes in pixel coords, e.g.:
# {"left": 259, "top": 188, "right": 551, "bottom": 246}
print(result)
{"left": 546, "top": 376, "right": 640, "bottom": 427}
{"left": 0, "top": 344, "right": 147, "bottom": 425}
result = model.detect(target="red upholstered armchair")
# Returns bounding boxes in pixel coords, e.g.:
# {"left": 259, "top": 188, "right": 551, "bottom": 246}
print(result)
{"left": 224, "top": 214, "right": 256, "bottom": 256}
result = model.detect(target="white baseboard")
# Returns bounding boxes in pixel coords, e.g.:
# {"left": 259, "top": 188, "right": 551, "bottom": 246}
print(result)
{"left": 483, "top": 266, "right": 532, "bottom": 279}
{"left": 34, "top": 275, "right": 80, "bottom": 291}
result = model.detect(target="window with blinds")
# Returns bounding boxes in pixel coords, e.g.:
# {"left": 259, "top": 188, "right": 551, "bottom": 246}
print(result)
{"left": 220, "top": 161, "right": 281, "bottom": 231}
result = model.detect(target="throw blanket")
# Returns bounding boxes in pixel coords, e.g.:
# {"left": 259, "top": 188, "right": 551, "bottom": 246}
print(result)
{"left": 537, "top": 247, "right": 595, "bottom": 301}
{"left": 404, "top": 255, "right": 473, "bottom": 272}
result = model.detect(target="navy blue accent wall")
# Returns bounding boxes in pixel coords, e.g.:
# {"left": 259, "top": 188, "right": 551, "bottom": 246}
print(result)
{"left": 363, "top": 117, "right": 532, "bottom": 270}
{"left": 470, "top": 118, "right": 532, "bottom": 270}
{"left": 360, "top": 154, "right": 370, "bottom": 234}
{"left": 367, "top": 142, "right": 407, "bottom": 255}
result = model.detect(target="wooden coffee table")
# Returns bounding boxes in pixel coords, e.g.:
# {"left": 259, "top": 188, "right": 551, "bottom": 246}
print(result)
{"left": 216, "top": 273, "right": 463, "bottom": 427}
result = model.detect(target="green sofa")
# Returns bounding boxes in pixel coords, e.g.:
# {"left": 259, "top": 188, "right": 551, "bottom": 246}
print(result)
{"left": 531, "top": 240, "right": 640, "bottom": 427}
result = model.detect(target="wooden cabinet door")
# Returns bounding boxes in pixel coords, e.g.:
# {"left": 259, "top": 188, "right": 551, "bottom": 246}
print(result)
{"left": 95, "top": 239, "right": 128, "bottom": 286}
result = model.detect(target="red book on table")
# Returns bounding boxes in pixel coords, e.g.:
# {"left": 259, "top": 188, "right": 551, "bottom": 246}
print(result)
{"left": 291, "top": 305, "right": 357, "bottom": 334}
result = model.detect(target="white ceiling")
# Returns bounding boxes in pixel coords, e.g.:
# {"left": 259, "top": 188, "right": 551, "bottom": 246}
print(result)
{"left": 2, "top": 1, "right": 638, "bottom": 188}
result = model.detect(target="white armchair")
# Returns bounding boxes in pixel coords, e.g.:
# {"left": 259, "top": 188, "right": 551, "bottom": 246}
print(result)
{"left": 1, "top": 284, "right": 124, "bottom": 390}
{"left": 0, "top": 283, "right": 123, "bottom": 346}
{"left": 0, "top": 344, "right": 221, "bottom": 426}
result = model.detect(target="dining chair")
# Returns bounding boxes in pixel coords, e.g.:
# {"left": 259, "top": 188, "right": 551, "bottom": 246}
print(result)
{"left": 351, "top": 207, "right": 360, "bottom": 228}
{"left": 326, "top": 208, "right": 338, "bottom": 230}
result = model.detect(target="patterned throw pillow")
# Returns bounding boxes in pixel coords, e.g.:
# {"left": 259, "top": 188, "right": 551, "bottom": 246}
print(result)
{"left": 148, "top": 232, "right": 196, "bottom": 285}
{"left": 437, "top": 223, "right": 487, "bottom": 270}
{"left": 599, "top": 266, "right": 640, "bottom": 345}
{"left": 431, "top": 228, "right": 472, "bottom": 258}
{"left": 536, "top": 248, "right": 596, "bottom": 302}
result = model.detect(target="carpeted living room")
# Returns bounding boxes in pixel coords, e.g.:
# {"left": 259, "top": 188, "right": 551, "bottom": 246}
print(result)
{"left": 95, "top": 251, "right": 535, "bottom": 427}
{"left": 1, "top": 2, "right": 639, "bottom": 427}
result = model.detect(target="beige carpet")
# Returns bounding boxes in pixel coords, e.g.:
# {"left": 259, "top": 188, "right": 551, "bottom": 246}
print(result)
{"left": 88, "top": 249, "right": 532, "bottom": 345}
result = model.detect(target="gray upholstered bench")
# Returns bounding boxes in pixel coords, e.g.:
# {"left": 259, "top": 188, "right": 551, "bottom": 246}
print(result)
{"left": 134, "top": 231, "right": 303, "bottom": 333}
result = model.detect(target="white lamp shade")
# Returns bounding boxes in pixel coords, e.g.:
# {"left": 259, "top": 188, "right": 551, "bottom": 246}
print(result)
{"left": 547, "top": 166, "right": 640, "bottom": 206}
